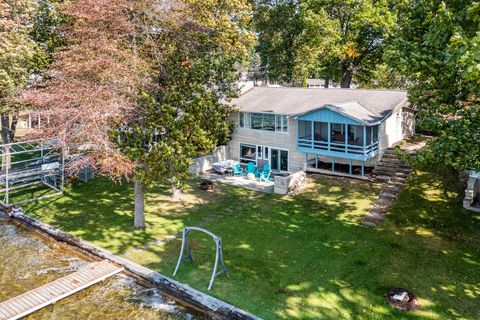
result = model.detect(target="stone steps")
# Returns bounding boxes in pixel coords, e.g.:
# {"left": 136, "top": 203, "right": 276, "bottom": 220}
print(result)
{"left": 362, "top": 147, "right": 413, "bottom": 227}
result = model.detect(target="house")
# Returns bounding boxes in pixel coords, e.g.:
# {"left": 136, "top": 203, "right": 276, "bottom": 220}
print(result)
{"left": 227, "top": 87, "right": 415, "bottom": 178}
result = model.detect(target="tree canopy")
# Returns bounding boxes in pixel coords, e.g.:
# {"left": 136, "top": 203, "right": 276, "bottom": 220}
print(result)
{"left": 0, "top": 0, "right": 53, "bottom": 143}
{"left": 23, "top": 0, "right": 255, "bottom": 227}
{"left": 388, "top": 0, "right": 480, "bottom": 170}
{"left": 254, "top": 0, "right": 398, "bottom": 87}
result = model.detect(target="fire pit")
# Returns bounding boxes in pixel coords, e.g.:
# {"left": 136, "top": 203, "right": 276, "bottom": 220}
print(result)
{"left": 385, "top": 288, "right": 419, "bottom": 311}
{"left": 200, "top": 181, "right": 214, "bottom": 191}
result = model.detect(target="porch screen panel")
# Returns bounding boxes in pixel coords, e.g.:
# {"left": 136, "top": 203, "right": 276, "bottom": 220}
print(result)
{"left": 348, "top": 125, "right": 364, "bottom": 146}
{"left": 298, "top": 120, "right": 312, "bottom": 140}
{"left": 314, "top": 122, "right": 328, "bottom": 141}
{"left": 331, "top": 123, "right": 345, "bottom": 143}
{"left": 366, "top": 126, "right": 372, "bottom": 145}
{"left": 373, "top": 125, "right": 379, "bottom": 143}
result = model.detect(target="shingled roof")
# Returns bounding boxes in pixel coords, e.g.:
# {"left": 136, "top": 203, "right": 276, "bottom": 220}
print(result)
{"left": 231, "top": 87, "right": 409, "bottom": 124}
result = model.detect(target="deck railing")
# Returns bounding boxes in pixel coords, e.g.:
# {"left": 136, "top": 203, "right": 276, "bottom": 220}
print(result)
{"left": 297, "top": 138, "right": 379, "bottom": 156}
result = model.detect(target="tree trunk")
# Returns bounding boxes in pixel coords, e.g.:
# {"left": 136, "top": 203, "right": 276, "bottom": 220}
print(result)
{"left": 134, "top": 180, "right": 145, "bottom": 229}
{"left": 1, "top": 113, "right": 11, "bottom": 144}
{"left": 1, "top": 112, "right": 14, "bottom": 171}
{"left": 171, "top": 186, "right": 183, "bottom": 201}
{"left": 340, "top": 61, "right": 353, "bottom": 88}
{"left": 9, "top": 111, "right": 18, "bottom": 142}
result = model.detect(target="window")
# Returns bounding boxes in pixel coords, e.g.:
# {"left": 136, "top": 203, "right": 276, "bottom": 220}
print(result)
{"left": 276, "top": 115, "right": 288, "bottom": 132}
{"left": 257, "top": 145, "right": 263, "bottom": 159}
{"left": 239, "top": 112, "right": 287, "bottom": 132}
{"left": 298, "top": 120, "right": 312, "bottom": 140}
{"left": 262, "top": 114, "right": 275, "bottom": 131}
{"left": 239, "top": 112, "right": 251, "bottom": 129}
{"left": 240, "top": 144, "right": 256, "bottom": 164}
{"left": 264, "top": 146, "right": 269, "bottom": 160}
{"left": 251, "top": 113, "right": 263, "bottom": 130}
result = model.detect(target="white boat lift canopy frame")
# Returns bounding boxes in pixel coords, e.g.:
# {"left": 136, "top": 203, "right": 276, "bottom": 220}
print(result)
{"left": 173, "top": 227, "right": 227, "bottom": 290}
{"left": 0, "top": 140, "right": 65, "bottom": 207}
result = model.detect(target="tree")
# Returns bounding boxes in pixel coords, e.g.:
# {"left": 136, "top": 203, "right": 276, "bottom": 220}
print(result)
{"left": 0, "top": 0, "right": 50, "bottom": 146}
{"left": 114, "top": 0, "right": 255, "bottom": 222}
{"left": 253, "top": 0, "right": 302, "bottom": 82}
{"left": 24, "top": 0, "right": 255, "bottom": 228}
{"left": 387, "top": 0, "right": 480, "bottom": 171}
{"left": 254, "top": 0, "right": 398, "bottom": 87}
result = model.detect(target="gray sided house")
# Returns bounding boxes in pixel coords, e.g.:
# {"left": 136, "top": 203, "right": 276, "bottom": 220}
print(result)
{"left": 227, "top": 87, "right": 415, "bottom": 178}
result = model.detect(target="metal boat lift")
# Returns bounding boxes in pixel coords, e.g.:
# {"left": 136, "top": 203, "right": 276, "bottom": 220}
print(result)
{"left": 0, "top": 140, "right": 65, "bottom": 207}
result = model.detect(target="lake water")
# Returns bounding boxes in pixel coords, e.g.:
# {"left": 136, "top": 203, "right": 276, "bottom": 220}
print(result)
{"left": 0, "top": 218, "right": 201, "bottom": 319}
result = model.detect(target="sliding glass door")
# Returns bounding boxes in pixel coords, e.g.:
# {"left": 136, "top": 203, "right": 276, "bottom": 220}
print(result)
{"left": 270, "top": 148, "right": 288, "bottom": 172}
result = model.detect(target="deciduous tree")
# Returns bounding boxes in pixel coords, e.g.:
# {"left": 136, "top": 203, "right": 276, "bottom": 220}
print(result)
{"left": 24, "top": 0, "right": 255, "bottom": 228}
{"left": 387, "top": 0, "right": 480, "bottom": 171}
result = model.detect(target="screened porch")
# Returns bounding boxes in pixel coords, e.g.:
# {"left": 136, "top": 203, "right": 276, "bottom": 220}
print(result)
{"left": 296, "top": 120, "right": 379, "bottom": 161}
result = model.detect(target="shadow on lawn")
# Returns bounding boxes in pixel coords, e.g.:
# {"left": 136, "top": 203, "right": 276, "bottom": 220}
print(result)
{"left": 21, "top": 172, "right": 480, "bottom": 320}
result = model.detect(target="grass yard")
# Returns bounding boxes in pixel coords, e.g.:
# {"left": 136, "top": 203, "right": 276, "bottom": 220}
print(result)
{"left": 20, "top": 168, "right": 480, "bottom": 319}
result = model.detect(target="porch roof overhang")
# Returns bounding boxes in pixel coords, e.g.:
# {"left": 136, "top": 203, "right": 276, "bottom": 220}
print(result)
{"left": 295, "top": 102, "right": 382, "bottom": 126}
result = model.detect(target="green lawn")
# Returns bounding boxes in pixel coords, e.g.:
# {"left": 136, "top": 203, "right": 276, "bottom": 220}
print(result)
{"left": 20, "top": 168, "right": 480, "bottom": 319}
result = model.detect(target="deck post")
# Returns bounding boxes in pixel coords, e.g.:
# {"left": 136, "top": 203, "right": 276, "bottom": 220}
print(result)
{"left": 349, "top": 159, "right": 352, "bottom": 175}
{"left": 316, "top": 154, "right": 318, "bottom": 168}
{"left": 345, "top": 124, "right": 348, "bottom": 153}
{"left": 332, "top": 157, "right": 335, "bottom": 173}
{"left": 305, "top": 153, "right": 309, "bottom": 169}
{"left": 311, "top": 121, "right": 314, "bottom": 148}
{"left": 363, "top": 126, "right": 367, "bottom": 155}
{"left": 327, "top": 122, "right": 331, "bottom": 151}
{"left": 361, "top": 161, "right": 364, "bottom": 176}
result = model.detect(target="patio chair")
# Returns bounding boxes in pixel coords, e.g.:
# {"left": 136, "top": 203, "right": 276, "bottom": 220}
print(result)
{"left": 259, "top": 169, "right": 272, "bottom": 182}
{"left": 246, "top": 162, "right": 256, "bottom": 174}
{"left": 255, "top": 163, "right": 270, "bottom": 177}
{"left": 232, "top": 163, "right": 243, "bottom": 176}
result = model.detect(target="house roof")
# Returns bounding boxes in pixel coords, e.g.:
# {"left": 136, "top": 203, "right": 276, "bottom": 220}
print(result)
{"left": 231, "top": 87, "right": 409, "bottom": 124}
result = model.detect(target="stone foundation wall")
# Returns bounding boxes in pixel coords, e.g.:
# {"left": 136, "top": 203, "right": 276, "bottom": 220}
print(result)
{"left": 189, "top": 146, "right": 229, "bottom": 175}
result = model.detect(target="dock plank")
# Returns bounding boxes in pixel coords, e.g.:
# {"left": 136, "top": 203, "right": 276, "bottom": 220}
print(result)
{"left": 0, "top": 260, "right": 123, "bottom": 320}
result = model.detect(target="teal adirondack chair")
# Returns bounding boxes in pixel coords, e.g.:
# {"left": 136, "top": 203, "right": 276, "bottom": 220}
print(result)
{"left": 232, "top": 163, "right": 243, "bottom": 176}
{"left": 259, "top": 164, "right": 272, "bottom": 182}
{"left": 246, "top": 162, "right": 256, "bottom": 174}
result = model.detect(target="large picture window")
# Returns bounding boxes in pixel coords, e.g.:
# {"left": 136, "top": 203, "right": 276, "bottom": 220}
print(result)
{"left": 240, "top": 144, "right": 256, "bottom": 164}
{"left": 239, "top": 112, "right": 288, "bottom": 132}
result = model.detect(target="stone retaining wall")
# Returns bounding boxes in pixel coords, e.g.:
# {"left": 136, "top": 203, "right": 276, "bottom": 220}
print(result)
{"left": 189, "top": 146, "right": 229, "bottom": 175}
{"left": 274, "top": 171, "right": 307, "bottom": 195}
{"left": 464, "top": 172, "right": 480, "bottom": 212}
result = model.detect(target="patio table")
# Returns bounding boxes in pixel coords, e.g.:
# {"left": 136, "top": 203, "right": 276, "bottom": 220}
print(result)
{"left": 212, "top": 160, "right": 238, "bottom": 175}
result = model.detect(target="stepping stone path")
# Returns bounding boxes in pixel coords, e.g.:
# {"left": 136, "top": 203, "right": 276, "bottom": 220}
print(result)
{"left": 362, "top": 148, "right": 414, "bottom": 227}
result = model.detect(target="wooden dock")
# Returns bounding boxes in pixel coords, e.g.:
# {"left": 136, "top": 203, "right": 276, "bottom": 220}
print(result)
{"left": 0, "top": 260, "right": 123, "bottom": 320}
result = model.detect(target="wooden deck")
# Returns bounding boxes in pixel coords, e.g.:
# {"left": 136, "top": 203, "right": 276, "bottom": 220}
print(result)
{"left": 0, "top": 260, "right": 123, "bottom": 320}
